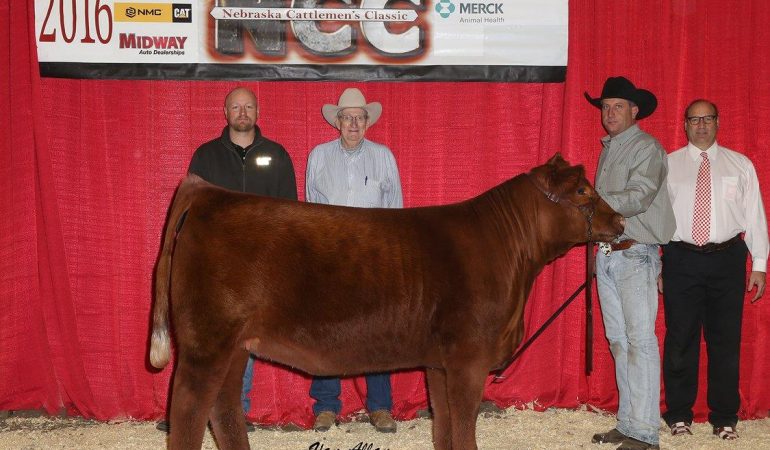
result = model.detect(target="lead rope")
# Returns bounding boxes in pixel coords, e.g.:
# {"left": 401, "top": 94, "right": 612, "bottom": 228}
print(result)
{"left": 492, "top": 242, "right": 595, "bottom": 382}
{"left": 585, "top": 241, "right": 594, "bottom": 376}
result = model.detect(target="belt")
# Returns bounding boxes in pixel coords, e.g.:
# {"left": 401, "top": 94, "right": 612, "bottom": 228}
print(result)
{"left": 670, "top": 234, "right": 742, "bottom": 253}
{"left": 611, "top": 239, "right": 637, "bottom": 251}
{"left": 598, "top": 239, "right": 637, "bottom": 256}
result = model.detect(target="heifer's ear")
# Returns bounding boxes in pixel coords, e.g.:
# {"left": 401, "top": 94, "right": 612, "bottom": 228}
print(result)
{"left": 546, "top": 153, "right": 569, "bottom": 168}
{"left": 552, "top": 165, "right": 585, "bottom": 194}
{"left": 572, "top": 164, "right": 586, "bottom": 179}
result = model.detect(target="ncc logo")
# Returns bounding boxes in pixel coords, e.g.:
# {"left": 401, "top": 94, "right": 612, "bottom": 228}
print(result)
{"left": 435, "top": 0, "right": 456, "bottom": 18}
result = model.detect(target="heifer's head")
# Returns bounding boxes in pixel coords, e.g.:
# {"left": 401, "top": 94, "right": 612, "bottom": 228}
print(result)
{"left": 528, "top": 153, "right": 624, "bottom": 244}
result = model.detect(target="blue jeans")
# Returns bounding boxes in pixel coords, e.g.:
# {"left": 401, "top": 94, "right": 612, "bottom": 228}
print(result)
{"left": 241, "top": 354, "right": 255, "bottom": 414}
{"left": 596, "top": 243, "right": 661, "bottom": 445}
{"left": 310, "top": 373, "right": 392, "bottom": 415}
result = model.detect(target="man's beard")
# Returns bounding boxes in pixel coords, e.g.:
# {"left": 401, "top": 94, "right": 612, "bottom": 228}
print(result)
{"left": 230, "top": 121, "right": 254, "bottom": 132}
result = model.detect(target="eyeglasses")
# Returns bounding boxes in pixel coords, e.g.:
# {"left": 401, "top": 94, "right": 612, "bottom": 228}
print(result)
{"left": 686, "top": 115, "right": 718, "bottom": 125}
{"left": 339, "top": 114, "right": 368, "bottom": 124}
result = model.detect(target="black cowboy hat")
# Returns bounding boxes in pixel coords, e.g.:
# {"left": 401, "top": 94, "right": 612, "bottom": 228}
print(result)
{"left": 584, "top": 76, "right": 658, "bottom": 120}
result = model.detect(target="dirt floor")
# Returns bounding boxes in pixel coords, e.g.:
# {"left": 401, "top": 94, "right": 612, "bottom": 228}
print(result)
{"left": 1, "top": 406, "right": 769, "bottom": 449}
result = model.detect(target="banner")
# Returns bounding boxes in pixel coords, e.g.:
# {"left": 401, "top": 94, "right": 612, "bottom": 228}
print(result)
{"left": 35, "top": 0, "right": 568, "bottom": 81}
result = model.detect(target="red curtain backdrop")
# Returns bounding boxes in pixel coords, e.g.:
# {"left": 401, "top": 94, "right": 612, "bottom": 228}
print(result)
{"left": 2, "top": 0, "right": 770, "bottom": 426}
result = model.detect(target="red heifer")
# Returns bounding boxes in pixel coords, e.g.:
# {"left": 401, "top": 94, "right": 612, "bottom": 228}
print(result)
{"left": 150, "top": 154, "right": 624, "bottom": 450}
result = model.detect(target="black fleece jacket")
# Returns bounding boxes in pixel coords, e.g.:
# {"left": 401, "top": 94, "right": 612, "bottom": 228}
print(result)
{"left": 188, "top": 126, "right": 297, "bottom": 200}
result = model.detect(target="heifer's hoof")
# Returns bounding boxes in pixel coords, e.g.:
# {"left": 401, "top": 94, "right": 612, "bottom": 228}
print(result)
{"left": 245, "top": 421, "right": 256, "bottom": 432}
{"left": 370, "top": 410, "right": 397, "bottom": 433}
{"left": 313, "top": 411, "right": 337, "bottom": 432}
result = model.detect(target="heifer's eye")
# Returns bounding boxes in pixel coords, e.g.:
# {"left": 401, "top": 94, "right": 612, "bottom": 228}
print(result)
{"left": 577, "top": 187, "right": 587, "bottom": 195}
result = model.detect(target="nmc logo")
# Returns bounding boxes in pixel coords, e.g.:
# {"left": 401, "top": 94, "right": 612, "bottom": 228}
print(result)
{"left": 125, "top": 7, "right": 162, "bottom": 18}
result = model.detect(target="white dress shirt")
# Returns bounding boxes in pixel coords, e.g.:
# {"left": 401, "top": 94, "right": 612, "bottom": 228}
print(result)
{"left": 667, "top": 142, "right": 769, "bottom": 272}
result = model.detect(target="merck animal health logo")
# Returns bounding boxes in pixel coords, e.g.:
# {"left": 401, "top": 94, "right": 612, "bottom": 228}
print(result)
{"left": 435, "top": 0, "right": 504, "bottom": 19}
{"left": 435, "top": 0, "right": 455, "bottom": 18}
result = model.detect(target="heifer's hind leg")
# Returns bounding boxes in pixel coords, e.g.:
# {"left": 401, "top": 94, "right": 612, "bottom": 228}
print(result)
{"left": 443, "top": 362, "right": 488, "bottom": 450}
{"left": 168, "top": 355, "right": 229, "bottom": 450}
{"left": 425, "top": 367, "right": 452, "bottom": 450}
{"left": 209, "top": 349, "right": 251, "bottom": 450}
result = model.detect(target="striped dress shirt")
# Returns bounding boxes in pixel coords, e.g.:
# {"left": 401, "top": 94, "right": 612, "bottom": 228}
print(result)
{"left": 305, "top": 138, "right": 403, "bottom": 208}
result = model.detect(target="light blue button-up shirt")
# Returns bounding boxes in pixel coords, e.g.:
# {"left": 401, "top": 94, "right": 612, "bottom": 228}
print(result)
{"left": 595, "top": 124, "right": 675, "bottom": 244}
{"left": 305, "top": 138, "right": 403, "bottom": 208}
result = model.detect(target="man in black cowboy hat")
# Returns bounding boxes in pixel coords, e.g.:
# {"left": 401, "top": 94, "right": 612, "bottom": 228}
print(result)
{"left": 586, "top": 76, "right": 675, "bottom": 450}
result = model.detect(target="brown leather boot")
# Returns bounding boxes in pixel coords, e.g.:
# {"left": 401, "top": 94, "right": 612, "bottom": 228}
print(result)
{"left": 369, "top": 410, "right": 397, "bottom": 433}
{"left": 312, "top": 411, "right": 337, "bottom": 432}
{"left": 591, "top": 428, "right": 627, "bottom": 444}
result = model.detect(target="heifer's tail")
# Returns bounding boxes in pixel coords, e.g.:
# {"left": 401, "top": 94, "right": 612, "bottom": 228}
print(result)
{"left": 149, "top": 175, "right": 201, "bottom": 369}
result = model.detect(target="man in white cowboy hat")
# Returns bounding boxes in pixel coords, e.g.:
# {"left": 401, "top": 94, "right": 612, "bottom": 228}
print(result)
{"left": 305, "top": 87, "right": 402, "bottom": 433}
{"left": 586, "top": 76, "right": 675, "bottom": 450}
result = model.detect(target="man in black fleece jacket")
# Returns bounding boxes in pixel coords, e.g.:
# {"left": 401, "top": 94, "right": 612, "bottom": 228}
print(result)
{"left": 157, "top": 87, "right": 297, "bottom": 433}
{"left": 188, "top": 87, "right": 297, "bottom": 199}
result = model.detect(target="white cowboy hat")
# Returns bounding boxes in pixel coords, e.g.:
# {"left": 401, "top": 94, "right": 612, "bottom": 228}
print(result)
{"left": 322, "top": 88, "right": 382, "bottom": 129}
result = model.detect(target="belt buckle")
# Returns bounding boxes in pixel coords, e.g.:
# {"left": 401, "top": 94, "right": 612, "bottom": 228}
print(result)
{"left": 598, "top": 242, "right": 612, "bottom": 256}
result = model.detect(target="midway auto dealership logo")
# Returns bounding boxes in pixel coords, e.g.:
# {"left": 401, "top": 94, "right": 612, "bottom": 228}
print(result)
{"left": 434, "top": 0, "right": 504, "bottom": 22}
{"left": 118, "top": 33, "right": 188, "bottom": 56}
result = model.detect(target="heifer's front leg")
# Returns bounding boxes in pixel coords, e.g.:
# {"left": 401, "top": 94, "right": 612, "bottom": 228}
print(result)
{"left": 444, "top": 362, "right": 487, "bottom": 450}
{"left": 425, "top": 368, "right": 452, "bottom": 450}
{"left": 209, "top": 349, "right": 251, "bottom": 450}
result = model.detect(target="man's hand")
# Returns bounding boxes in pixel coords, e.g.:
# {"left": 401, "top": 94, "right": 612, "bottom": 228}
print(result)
{"left": 747, "top": 271, "right": 766, "bottom": 303}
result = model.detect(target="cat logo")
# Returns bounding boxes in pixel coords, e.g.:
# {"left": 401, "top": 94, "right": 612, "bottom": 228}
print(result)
{"left": 172, "top": 4, "right": 193, "bottom": 23}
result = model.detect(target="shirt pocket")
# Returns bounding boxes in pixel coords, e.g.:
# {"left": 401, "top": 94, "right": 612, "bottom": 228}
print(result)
{"left": 362, "top": 178, "right": 391, "bottom": 207}
{"left": 721, "top": 176, "right": 739, "bottom": 202}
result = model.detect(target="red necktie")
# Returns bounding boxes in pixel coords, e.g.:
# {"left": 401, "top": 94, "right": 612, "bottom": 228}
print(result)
{"left": 692, "top": 152, "right": 711, "bottom": 246}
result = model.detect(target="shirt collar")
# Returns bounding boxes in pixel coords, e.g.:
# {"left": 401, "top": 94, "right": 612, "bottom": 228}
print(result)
{"left": 686, "top": 141, "right": 719, "bottom": 161}
{"left": 601, "top": 123, "right": 640, "bottom": 148}
{"left": 338, "top": 138, "right": 365, "bottom": 157}
{"left": 219, "top": 125, "right": 262, "bottom": 152}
